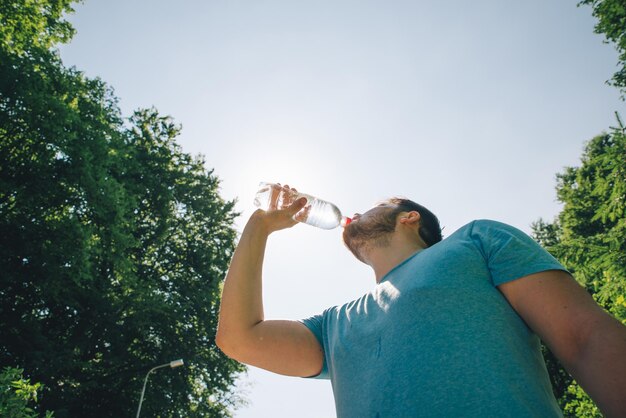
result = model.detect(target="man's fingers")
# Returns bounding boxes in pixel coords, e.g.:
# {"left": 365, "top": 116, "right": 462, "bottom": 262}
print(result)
{"left": 293, "top": 203, "right": 311, "bottom": 222}
{"left": 280, "top": 185, "right": 294, "bottom": 209}
{"left": 289, "top": 197, "right": 308, "bottom": 215}
{"left": 268, "top": 183, "right": 281, "bottom": 210}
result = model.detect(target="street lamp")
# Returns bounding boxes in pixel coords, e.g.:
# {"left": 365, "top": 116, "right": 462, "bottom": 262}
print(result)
{"left": 135, "top": 359, "right": 184, "bottom": 418}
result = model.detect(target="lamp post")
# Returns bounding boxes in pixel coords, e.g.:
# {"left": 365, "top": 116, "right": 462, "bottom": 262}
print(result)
{"left": 135, "top": 359, "right": 184, "bottom": 418}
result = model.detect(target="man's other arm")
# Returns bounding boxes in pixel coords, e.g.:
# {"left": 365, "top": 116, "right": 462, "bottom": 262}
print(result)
{"left": 215, "top": 200, "right": 323, "bottom": 377}
{"left": 499, "top": 270, "right": 626, "bottom": 418}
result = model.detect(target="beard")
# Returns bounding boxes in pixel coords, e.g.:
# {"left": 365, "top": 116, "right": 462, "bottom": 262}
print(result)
{"left": 342, "top": 211, "right": 397, "bottom": 263}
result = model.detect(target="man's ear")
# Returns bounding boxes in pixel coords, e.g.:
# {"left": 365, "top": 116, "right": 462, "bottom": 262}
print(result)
{"left": 399, "top": 211, "right": 421, "bottom": 226}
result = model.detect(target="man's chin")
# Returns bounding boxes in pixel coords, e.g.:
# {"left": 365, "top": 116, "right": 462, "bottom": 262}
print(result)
{"left": 342, "top": 235, "right": 367, "bottom": 264}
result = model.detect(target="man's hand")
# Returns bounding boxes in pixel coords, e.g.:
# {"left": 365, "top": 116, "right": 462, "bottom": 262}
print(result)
{"left": 252, "top": 184, "right": 309, "bottom": 235}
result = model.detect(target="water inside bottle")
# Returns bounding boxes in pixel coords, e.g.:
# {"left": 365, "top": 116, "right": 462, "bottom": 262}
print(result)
{"left": 299, "top": 198, "right": 343, "bottom": 229}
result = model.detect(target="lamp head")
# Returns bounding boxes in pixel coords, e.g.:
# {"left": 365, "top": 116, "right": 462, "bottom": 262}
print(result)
{"left": 169, "top": 359, "right": 184, "bottom": 368}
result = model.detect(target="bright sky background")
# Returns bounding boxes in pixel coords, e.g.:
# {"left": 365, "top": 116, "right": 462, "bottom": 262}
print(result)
{"left": 59, "top": 1, "right": 624, "bottom": 416}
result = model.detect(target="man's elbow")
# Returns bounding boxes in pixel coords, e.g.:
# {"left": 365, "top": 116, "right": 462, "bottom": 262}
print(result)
{"left": 215, "top": 327, "right": 235, "bottom": 355}
{"left": 215, "top": 328, "right": 247, "bottom": 361}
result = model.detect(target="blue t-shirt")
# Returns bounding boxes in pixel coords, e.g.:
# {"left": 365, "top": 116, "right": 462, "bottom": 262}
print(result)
{"left": 300, "top": 220, "right": 566, "bottom": 418}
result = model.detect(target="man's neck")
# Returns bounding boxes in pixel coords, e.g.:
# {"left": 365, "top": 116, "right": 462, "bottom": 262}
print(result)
{"left": 367, "top": 235, "right": 425, "bottom": 283}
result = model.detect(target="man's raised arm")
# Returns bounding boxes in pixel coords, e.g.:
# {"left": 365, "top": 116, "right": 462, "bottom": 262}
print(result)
{"left": 215, "top": 195, "right": 324, "bottom": 377}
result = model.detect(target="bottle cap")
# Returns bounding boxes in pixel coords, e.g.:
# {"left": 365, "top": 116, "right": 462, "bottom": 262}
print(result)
{"left": 341, "top": 217, "right": 352, "bottom": 227}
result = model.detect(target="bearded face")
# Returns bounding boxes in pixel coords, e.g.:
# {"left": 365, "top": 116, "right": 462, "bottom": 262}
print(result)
{"left": 342, "top": 205, "right": 398, "bottom": 263}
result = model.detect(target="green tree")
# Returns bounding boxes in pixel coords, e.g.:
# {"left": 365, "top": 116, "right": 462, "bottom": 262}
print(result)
{"left": 532, "top": 118, "right": 626, "bottom": 417}
{"left": 0, "top": 1, "right": 244, "bottom": 416}
{"left": 0, "top": 367, "right": 53, "bottom": 418}
{"left": 578, "top": 0, "right": 626, "bottom": 98}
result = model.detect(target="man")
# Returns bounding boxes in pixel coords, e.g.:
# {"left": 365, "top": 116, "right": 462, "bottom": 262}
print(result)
{"left": 216, "top": 187, "right": 626, "bottom": 417}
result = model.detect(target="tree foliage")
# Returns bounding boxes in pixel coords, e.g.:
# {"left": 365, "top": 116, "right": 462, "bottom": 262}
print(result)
{"left": 579, "top": 0, "right": 626, "bottom": 98}
{"left": 532, "top": 119, "right": 626, "bottom": 417}
{"left": 0, "top": 367, "right": 53, "bottom": 418}
{"left": 0, "top": 1, "right": 244, "bottom": 416}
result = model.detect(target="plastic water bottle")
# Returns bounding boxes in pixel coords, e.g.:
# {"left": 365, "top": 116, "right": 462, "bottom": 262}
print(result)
{"left": 253, "top": 182, "right": 351, "bottom": 230}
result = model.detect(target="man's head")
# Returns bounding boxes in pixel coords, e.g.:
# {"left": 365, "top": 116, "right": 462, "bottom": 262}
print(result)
{"left": 342, "top": 197, "right": 442, "bottom": 263}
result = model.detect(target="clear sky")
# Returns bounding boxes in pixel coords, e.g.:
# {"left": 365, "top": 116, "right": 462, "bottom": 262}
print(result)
{"left": 59, "top": 1, "right": 623, "bottom": 416}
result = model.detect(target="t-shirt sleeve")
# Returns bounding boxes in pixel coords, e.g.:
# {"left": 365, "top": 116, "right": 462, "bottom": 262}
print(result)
{"left": 298, "top": 313, "right": 329, "bottom": 379}
{"left": 469, "top": 219, "right": 569, "bottom": 286}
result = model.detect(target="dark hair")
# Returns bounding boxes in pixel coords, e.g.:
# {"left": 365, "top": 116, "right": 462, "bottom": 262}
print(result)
{"left": 384, "top": 197, "right": 443, "bottom": 247}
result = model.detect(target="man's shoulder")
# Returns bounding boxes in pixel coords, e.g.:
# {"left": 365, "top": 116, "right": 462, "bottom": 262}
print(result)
{"left": 313, "top": 299, "right": 359, "bottom": 319}
{"left": 442, "top": 219, "right": 529, "bottom": 249}
{"left": 455, "top": 219, "right": 523, "bottom": 236}
{"left": 469, "top": 219, "right": 532, "bottom": 237}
